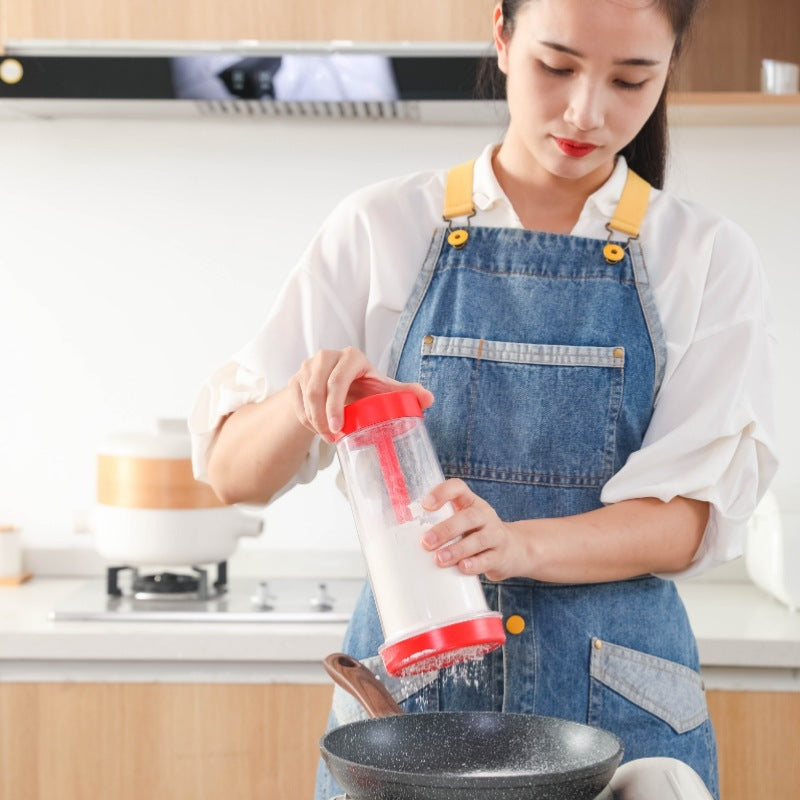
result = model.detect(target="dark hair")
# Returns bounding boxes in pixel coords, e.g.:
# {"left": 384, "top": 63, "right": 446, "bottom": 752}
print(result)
{"left": 478, "top": 0, "right": 704, "bottom": 189}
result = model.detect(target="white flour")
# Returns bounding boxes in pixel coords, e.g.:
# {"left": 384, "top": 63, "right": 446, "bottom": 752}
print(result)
{"left": 362, "top": 516, "right": 491, "bottom": 639}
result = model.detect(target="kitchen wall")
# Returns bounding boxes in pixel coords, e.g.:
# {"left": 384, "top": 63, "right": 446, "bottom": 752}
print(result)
{"left": 1, "top": 113, "right": 798, "bottom": 558}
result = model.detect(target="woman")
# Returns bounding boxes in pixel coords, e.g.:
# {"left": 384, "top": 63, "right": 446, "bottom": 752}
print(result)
{"left": 190, "top": 1, "right": 777, "bottom": 797}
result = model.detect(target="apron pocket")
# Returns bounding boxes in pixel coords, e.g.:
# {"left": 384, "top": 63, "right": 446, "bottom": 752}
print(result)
{"left": 589, "top": 638, "right": 708, "bottom": 734}
{"left": 330, "top": 654, "right": 439, "bottom": 725}
{"left": 419, "top": 336, "right": 625, "bottom": 486}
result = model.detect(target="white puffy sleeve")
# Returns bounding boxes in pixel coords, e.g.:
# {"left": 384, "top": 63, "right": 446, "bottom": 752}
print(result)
{"left": 600, "top": 218, "right": 779, "bottom": 579}
{"left": 188, "top": 193, "right": 373, "bottom": 493}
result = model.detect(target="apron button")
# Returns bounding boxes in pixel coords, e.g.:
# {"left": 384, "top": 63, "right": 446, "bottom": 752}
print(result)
{"left": 613, "top": 347, "right": 624, "bottom": 360}
{"left": 423, "top": 334, "right": 434, "bottom": 346}
{"left": 593, "top": 638, "right": 603, "bottom": 650}
{"left": 603, "top": 242, "right": 625, "bottom": 263}
{"left": 505, "top": 615, "right": 525, "bottom": 635}
{"left": 448, "top": 229, "right": 469, "bottom": 248}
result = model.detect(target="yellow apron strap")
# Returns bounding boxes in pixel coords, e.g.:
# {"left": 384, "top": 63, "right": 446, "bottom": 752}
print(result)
{"left": 608, "top": 169, "right": 651, "bottom": 237}
{"left": 603, "top": 169, "right": 651, "bottom": 263}
{"left": 442, "top": 160, "right": 476, "bottom": 249}
{"left": 443, "top": 160, "right": 476, "bottom": 220}
{"left": 443, "top": 160, "right": 651, "bottom": 259}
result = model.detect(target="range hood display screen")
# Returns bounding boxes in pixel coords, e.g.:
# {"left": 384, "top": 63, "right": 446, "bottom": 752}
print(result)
{"left": 0, "top": 54, "right": 493, "bottom": 102}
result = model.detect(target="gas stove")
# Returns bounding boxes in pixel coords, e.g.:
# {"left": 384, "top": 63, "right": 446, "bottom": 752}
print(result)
{"left": 49, "top": 563, "right": 364, "bottom": 622}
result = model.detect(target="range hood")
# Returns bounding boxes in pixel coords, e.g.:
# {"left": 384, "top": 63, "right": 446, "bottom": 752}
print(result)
{"left": 0, "top": 41, "right": 508, "bottom": 124}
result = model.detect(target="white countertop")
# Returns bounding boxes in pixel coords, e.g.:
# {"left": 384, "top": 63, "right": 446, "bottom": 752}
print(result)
{"left": 2, "top": 575, "right": 800, "bottom": 689}
{"left": 0, "top": 578, "right": 350, "bottom": 683}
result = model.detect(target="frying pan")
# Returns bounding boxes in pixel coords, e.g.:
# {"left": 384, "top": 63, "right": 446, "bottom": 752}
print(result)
{"left": 320, "top": 653, "right": 624, "bottom": 800}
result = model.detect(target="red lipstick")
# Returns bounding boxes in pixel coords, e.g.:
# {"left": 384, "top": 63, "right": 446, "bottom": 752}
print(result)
{"left": 554, "top": 138, "right": 597, "bottom": 158}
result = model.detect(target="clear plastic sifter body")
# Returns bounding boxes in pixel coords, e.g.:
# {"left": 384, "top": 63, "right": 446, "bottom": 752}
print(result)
{"left": 334, "top": 391, "right": 505, "bottom": 676}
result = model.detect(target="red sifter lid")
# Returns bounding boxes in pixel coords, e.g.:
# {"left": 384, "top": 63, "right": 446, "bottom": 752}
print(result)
{"left": 338, "top": 391, "right": 423, "bottom": 437}
{"left": 380, "top": 614, "right": 506, "bottom": 677}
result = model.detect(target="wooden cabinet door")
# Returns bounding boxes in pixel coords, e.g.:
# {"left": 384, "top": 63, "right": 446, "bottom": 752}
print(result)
{"left": 0, "top": 682, "right": 334, "bottom": 800}
{"left": 3, "top": 683, "right": 800, "bottom": 800}
{"left": 4, "top": 0, "right": 798, "bottom": 91}
{"left": 672, "top": 0, "right": 800, "bottom": 91}
{"left": 2, "top": 0, "right": 496, "bottom": 43}
{"left": 707, "top": 689, "right": 800, "bottom": 800}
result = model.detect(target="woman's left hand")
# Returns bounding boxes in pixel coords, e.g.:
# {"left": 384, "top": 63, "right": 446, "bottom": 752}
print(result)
{"left": 420, "top": 478, "right": 523, "bottom": 582}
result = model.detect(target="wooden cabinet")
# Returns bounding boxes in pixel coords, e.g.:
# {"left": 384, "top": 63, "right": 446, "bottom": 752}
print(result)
{"left": 0, "top": 682, "right": 334, "bottom": 800}
{"left": 0, "top": 0, "right": 496, "bottom": 43}
{"left": 707, "top": 690, "right": 800, "bottom": 800}
{"left": 2, "top": 0, "right": 798, "bottom": 91}
{"left": 673, "top": 0, "right": 800, "bottom": 91}
{"left": 0, "top": 683, "right": 798, "bottom": 799}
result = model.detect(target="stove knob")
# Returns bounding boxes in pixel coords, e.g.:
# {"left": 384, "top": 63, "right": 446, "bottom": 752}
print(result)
{"left": 310, "top": 582, "right": 334, "bottom": 612}
{"left": 251, "top": 580, "right": 276, "bottom": 610}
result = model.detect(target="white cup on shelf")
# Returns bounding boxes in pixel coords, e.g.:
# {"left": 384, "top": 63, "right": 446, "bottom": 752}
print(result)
{"left": 761, "top": 59, "right": 800, "bottom": 94}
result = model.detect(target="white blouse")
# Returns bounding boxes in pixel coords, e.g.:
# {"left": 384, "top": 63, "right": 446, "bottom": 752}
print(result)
{"left": 189, "top": 144, "right": 779, "bottom": 579}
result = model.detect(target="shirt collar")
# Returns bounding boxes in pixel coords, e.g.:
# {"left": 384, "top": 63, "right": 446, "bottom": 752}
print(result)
{"left": 583, "top": 156, "right": 629, "bottom": 221}
{"left": 471, "top": 144, "right": 631, "bottom": 227}
{"left": 472, "top": 143, "right": 508, "bottom": 212}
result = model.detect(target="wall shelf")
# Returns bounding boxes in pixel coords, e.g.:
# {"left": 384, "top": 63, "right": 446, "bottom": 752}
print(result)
{"left": 669, "top": 93, "right": 800, "bottom": 126}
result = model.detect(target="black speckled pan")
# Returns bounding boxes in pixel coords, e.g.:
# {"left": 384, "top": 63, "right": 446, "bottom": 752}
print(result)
{"left": 320, "top": 653, "right": 623, "bottom": 800}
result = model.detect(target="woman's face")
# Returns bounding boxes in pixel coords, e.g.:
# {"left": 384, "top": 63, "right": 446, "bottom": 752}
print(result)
{"left": 495, "top": 0, "right": 676, "bottom": 183}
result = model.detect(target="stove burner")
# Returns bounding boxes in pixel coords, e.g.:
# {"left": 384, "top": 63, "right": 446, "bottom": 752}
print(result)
{"left": 106, "top": 562, "right": 227, "bottom": 601}
{"left": 134, "top": 572, "right": 199, "bottom": 596}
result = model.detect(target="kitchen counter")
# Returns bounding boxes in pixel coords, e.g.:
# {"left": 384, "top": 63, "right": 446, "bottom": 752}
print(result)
{"left": 0, "top": 578, "right": 350, "bottom": 683}
{"left": 2, "top": 576, "right": 800, "bottom": 689}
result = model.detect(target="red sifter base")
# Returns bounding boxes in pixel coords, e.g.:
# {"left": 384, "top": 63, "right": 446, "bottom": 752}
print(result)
{"left": 380, "top": 614, "right": 506, "bottom": 677}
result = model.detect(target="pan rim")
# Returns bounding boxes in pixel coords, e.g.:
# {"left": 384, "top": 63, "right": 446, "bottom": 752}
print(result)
{"left": 320, "top": 711, "right": 624, "bottom": 790}
{"left": 320, "top": 750, "right": 623, "bottom": 790}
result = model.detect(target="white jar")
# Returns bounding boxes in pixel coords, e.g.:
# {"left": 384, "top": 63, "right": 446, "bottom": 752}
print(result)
{"left": 0, "top": 525, "right": 23, "bottom": 579}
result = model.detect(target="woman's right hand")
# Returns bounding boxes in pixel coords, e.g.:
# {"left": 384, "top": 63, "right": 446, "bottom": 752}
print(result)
{"left": 288, "top": 346, "right": 434, "bottom": 442}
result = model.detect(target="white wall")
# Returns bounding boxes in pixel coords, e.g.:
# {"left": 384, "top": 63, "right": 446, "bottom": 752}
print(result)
{"left": 0, "top": 115, "right": 797, "bottom": 555}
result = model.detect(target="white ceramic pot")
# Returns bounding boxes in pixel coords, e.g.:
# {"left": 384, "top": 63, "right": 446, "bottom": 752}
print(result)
{"left": 94, "top": 419, "right": 262, "bottom": 567}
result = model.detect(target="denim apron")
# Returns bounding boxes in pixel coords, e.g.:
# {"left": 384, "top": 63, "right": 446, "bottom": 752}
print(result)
{"left": 314, "top": 164, "right": 719, "bottom": 800}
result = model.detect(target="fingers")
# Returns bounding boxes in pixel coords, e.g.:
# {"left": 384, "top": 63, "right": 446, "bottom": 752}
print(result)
{"left": 429, "top": 518, "right": 493, "bottom": 567}
{"left": 324, "top": 347, "right": 369, "bottom": 435}
{"left": 289, "top": 347, "right": 435, "bottom": 443}
{"left": 421, "top": 479, "right": 486, "bottom": 554}
{"left": 289, "top": 349, "right": 344, "bottom": 440}
{"left": 420, "top": 479, "right": 511, "bottom": 577}
{"left": 422, "top": 478, "right": 476, "bottom": 514}
{"left": 408, "top": 382, "right": 435, "bottom": 410}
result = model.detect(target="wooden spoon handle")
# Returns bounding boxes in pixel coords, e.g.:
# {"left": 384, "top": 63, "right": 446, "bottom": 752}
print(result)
{"left": 323, "top": 652, "right": 403, "bottom": 719}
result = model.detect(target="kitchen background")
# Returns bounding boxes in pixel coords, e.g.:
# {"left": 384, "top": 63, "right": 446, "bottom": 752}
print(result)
{"left": 1, "top": 112, "right": 798, "bottom": 561}
{"left": 2, "top": 2, "right": 800, "bottom": 797}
